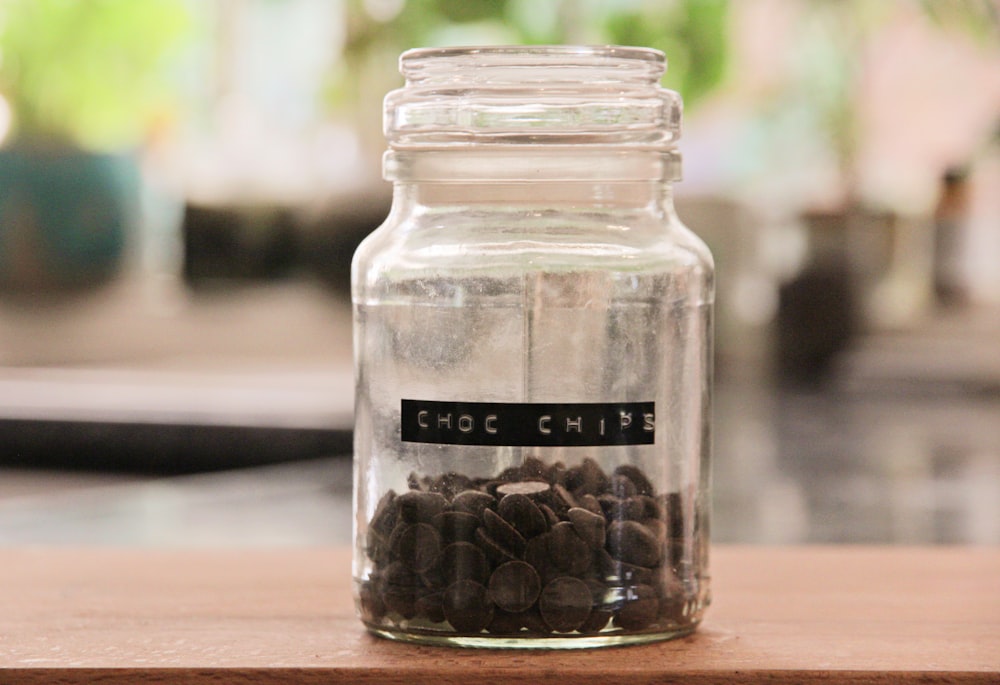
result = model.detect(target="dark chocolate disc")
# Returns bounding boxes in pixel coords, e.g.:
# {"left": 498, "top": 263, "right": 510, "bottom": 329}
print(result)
{"left": 538, "top": 576, "right": 592, "bottom": 633}
{"left": 566, "top": 507, "right": 606, "bottom": 550}
{"left": 612, "top": 464, "right": 655, "bottom": 496}
{"left": 497, "top": 493, "right": 548, "bottom": 539}
{"left": 434, "top": 510, "right": 481, "bottom": 544}
{"left": 614, "top": 583, "right": 659, "bottom": 631}
{"left": 606, "top": 520, "right": 662, "bottom": 567}
{"left": 439, "top": 541, "right": 490, "bottom": 585}
{"left": 391, "top": 522, "right": 442, "bottom": 573}
{"left": 396, "top": 491, "right": 448, "bottom": 524}
{"left": 547, "top": 521, "right": 592, "bottom": 575}
{"left": 442, "top": 580, "right": 494, "bottom": 633}
{"left": 483, "top": 507, "right": 527, "bottom": 555}
{"left": 414, "top": 590, "right": 446, "bottom": 623}
{"left": 474, "top": 527, "right": 517, "bottom": 566}
{"left": 451, "top": 490, "right": 497, "bottom": 519}
{"left": 496, "top": 480, "right": 551, "bottom": 498}
{"left": 487, "top": 609, "right": 526, "bottom": 635}
{"left": 488, "top": 560, "right": 542, "bottom": 613}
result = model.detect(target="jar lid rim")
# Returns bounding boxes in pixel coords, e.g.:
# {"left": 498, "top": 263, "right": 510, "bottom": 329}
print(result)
{"left": 401, "top": 45, "right": 666, "bottom": 65}
{"left": 387, "top": 45, "right": 679, "bottom": 151}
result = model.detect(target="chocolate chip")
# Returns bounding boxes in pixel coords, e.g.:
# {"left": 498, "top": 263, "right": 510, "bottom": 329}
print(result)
{"left": 519, "top": 456, "right": 550, "bottom": 481}
{"left": 523, "top": 533, "right": 557, "bottom": 584}
{"left": 434, "top": 511, "right": 480, "bottom": 544}
{"left": 538, "top": 577, "right": 593, "bottom": 633}
{"left": 359, "top": 580, "right": 386, "bottom": 623}
{"left": 638, "top": 495, "right": 663, "bottom": 520}
{"left": 567, "top": 507, "right": 606, "bottom": 550}
{"left": 497, "top": 493, "right": 548, "bottom": 539}
{"left": 475, "top": 527, "right": 518, "bottom": 566}
{"left": 581, "top": 457, "right": 610, "bottom": 490}
{"left": 365, "top": 527, "right": 390, "bottom": 566}
{"left": 415, "top": 591, "right": 447, "bottom": 623}
{"left": 367, "top": 491, "right": 399, "bottom": 563}
{"left": 383, "top": 586, "right": 417, "bottom": 619}
{"left": 547, "top": 461, "right": 567, "bottom": 487}
{"left": 642, "top": 518, "right": 667, "bottom": 546}
{"left": 548, "top": 521, "right": 592, "bottom": 575}
{"left": 613, "top": 465, "right": 655, "bottom": 496}
{"left": 452, "top": 490, "right": 496, "bottom": 519}
{"left": 599, "top": 495, "right": 645, "bottom": 521}
{"left": 496, "top": 480, "right": 551, "bottom": 498}
{"left": 440, "top": 541, "right": 490, "bottom": 585}
{"left": 598, "top": 494, "right": 620, "bottom": 518}
{"left": 483, "top": 508, "right": 527, "bottom": 555}
{"left": 362, "top": 459, "right": 695, "bottom": 638}
{"left": 610, "top": 474, "right": 638, "bottom": 499}
{"left": 488, "top": 609, "right": 525, "bottom": 635}
{"left": 584, "top": 577, "right": 611, "bottom": 604}
{"left": 561, "top": 468, "right": 583, "bottom": 493}
{"left": 578, "top": 608, "right": 612, "bottom": 634}
{"left": 497, "top": 466, "right": 523, "bottom": 482}
{"left": 481, "top": 480, "right": 508, "bottom": 498}
{"left": 552, "top": 483, "right": 578, "bottom": 511}
{"left": 614, "top": 584, "right": 659, "bottom": 630}
{"left": 596, "top": 549, "right": 654, "bottom": 586}
{"left": 370, "top": 490, "right": 399, "bottom": 535}
{"left": 538, "top": 503, "right": 560, "bottom": 528}
{"left": 489, "top": 560, "right": 542, "bottom": 613}
{"left": 396, "top": 491, "right": 448, "bottom": 523}
{"left": 655, "top": 574, "right": 689, "bottom": 623}
{"left": 407, "top": 471, "right": 426, "bottom": 491}
{"left": 520, "top": 608, "right": 550, "bottom": 635}
{"left": 430, "top": 471, "right": 474, "bottom": 499}
{"left": 442, "top": 580, "right": 494, "bottom": 633}
{"left": 384, "top": 560, "right": 419, "bottom": 587}
{"left": 622, "top": 497, "right": 647, "bottom": 521}
{"left": 577, "top": 493, "right": 602, "bottom": 515}
{"left": 567, "top": 457, "right": 609, "bottom": 497}
{"left": 607, "top": 520, "right": 662, "bottom": 567}
{"left": 390, "top": 522, "right": 442, "bottom": 573}
{"left": 419, "top": 559, "right": 445, "bottom": 589}
{"left": 664, "top": 492, "right": 684, "bottom": 539}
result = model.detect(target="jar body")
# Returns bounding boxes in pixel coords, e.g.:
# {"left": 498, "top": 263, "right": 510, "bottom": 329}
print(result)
{"left": 352, "top": 177, "right": 713, "bottom": 647}
{"left": 352, "top": 45, "right": 712, "bottom": 648}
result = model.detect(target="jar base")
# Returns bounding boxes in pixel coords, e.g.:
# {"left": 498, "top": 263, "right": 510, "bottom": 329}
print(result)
{"left": 365, "top": 621, "right": 700, "bottom": 649}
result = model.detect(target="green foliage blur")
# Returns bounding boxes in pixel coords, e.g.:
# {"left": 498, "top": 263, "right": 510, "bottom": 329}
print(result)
{"left": 335, "top": 0, "right": 730, "bottom": 110}
{"left": 0, "top": 0, "right": 192, "bottom": 150}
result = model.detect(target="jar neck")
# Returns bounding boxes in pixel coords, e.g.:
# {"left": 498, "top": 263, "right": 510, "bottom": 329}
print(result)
{"left": 386, "top": 148, "right": 679, "bottom": 180}
{"left": 386, "top": 147, "right": 680, "bottom": 213}
{"left": 382, "top": 47, "right": 684, "bottom": 214}
{"left": 390, "top": 178, "right": 678, "bottom": 216}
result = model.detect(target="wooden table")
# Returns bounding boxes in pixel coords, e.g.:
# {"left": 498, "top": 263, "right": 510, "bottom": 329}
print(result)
{"left": 2, "top": 546, "right": 997, "bottom": 683}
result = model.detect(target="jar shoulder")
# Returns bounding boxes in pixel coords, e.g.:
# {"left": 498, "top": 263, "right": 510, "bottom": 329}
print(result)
{"left": 354, "top": 208, "right": 713, "bottom": 272}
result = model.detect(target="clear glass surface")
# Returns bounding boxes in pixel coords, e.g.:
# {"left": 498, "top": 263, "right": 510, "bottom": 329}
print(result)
{"left": 352, "top": 46, "right": 713, "bottom": 648}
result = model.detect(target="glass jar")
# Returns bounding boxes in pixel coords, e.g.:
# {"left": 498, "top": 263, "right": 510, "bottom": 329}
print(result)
{"left": 352, "top": 46, "right": 713, "bottom": 648}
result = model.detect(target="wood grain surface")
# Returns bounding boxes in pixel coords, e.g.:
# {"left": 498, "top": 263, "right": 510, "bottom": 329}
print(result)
{"left": 1, "top": 546, "right": 997, "bottom": 684}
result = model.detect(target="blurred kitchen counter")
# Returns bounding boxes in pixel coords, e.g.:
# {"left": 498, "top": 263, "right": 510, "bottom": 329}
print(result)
{"left": 1, "top": 376, "right": 997, "bottom": 546}
{"left": 0, "top": 278, "right": 997, "bottom": 546}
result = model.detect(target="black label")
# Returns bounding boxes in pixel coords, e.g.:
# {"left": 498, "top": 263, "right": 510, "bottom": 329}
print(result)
{"left": 401, "top": 400, "right": 655, "bottom": 447}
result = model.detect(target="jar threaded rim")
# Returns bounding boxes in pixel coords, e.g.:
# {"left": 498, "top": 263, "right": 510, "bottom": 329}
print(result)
{"left": 384, "top": 45, "right": 681, "bottom": 153}
{"left": 400, "top": 45, "right": 666, "bottom": 86}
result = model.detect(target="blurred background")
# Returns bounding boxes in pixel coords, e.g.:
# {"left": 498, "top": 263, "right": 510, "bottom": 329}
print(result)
{"left": 0, "top": 0, "right": 998, "bottom": 547}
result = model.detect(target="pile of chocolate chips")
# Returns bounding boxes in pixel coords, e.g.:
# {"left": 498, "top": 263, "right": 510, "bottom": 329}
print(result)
{"left": 359, "top": 457, "right": 696, "bottom": 637}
